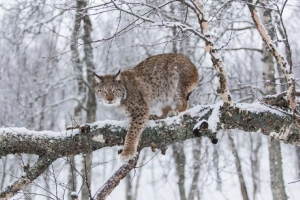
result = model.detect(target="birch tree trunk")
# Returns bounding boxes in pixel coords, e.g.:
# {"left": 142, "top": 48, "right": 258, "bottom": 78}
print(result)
{"left": 125, "top": 172, "right": 133, "bottom": 200}
{"left": 260, "top": 2, "right": 288, "bottom": 199}
{"left": 249, "top": 134, "right": 261, "bottom": 199}
{"left": 69, "top": 0, "right": 85, "bottom": 198}
{"left": 188, "top": 138, "right": 202, "bottom": 200}
{"left": 296, "top": 147, "right": 300, "bottom": 179}
{"left": 81, "top": 1, "right": 96, "bottom": 199}
{"left": 173, "top": 144, "right": 187, "bottom": 200}
{"left": 268, "top": 140, "right": 287, "bottom": 200}
{"left": 228, "top": 133, "right": 250, "bottom": 200}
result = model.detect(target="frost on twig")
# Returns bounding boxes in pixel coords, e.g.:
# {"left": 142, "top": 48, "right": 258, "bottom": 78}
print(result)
{"left": 247, "top": 1, "right": 296, "bottom": 112}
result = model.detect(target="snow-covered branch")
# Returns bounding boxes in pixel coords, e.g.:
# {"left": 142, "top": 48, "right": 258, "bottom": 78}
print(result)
{"left": 1, "top": 101, "right": 300, "bottom": 198}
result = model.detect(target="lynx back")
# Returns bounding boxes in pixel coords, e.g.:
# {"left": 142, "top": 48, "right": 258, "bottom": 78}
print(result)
{"left": 94, "top": 54, "right": 199, "bottom": 161}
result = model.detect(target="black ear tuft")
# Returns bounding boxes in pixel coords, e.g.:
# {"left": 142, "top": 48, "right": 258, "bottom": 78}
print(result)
{"left": 114, "top": 70, "right": 121, "bottom": 82}
{"left": 94, "top": 73, "right": 103, "bottom": 83}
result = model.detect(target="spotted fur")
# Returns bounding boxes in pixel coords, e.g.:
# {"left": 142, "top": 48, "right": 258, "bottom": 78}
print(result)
{"left": 94, "top": 54, "right": 199, "bottom": 161}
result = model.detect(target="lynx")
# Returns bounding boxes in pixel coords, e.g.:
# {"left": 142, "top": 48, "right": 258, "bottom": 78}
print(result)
{"left": 94, "top": 54, "right": 199, "bottom": 161}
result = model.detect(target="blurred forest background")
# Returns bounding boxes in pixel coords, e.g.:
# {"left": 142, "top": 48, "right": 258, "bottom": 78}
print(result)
{"left": 0, "top": 0, "right": 300, "bottom": 199}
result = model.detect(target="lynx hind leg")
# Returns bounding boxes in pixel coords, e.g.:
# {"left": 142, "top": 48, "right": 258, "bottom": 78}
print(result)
{"left": 167, "top": 66, "right": 191, "bottom": 115}
{"left": 120, "top": 111, "right": 148, "bottom": 162}
{"left": 173, "top": 91, "right": 189, "bottom": 114}
{"left": 167, "top": 65, "right": 180, "bottom": 94}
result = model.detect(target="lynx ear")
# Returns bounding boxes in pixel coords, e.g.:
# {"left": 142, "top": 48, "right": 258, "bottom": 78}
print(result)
{"left": 114, "top": 70, "right": 121, "bottom": 82}
{"left": 94, "top": 73, "right": 103, "bottom": 84}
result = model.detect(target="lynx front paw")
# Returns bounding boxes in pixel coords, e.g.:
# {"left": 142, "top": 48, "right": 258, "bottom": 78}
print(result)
{"left": 120, "top": 150, "right": 138, "bottom": 162}
{"left": 167, "top": 110, "right": 179, "bottom": 117}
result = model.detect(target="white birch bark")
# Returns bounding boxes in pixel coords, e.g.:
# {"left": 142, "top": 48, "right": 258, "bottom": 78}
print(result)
{"left": 188, "top": 0, "right": 233, "bottom": 106}
{"left": 247, "top": 0, "right": 296, "bottom": 112}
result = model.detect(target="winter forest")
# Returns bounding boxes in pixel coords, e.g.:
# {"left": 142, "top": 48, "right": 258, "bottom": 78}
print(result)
{"left": 1, "top": 0, "right": 300, "bottom": 199}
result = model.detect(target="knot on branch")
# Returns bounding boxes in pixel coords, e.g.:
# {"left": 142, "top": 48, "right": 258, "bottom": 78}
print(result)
{"left": 193, "top": 120, "right": 218, "bottom": 144}
{"left": 66, "top": 124, "right": 91, "bottom": 134}
{"left": 149, "top": 142, "right": 168, "bottom": 155}
{"left": 158, "top": 144, "right": 168, "bottom": 155}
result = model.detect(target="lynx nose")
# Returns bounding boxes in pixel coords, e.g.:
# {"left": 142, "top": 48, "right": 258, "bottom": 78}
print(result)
{"left": 106, "top": 95, "right": 113, "bottom": 103}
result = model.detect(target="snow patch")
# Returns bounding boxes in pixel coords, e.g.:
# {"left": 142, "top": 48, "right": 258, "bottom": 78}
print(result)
{"left": 92, "top": 119, "right": 128, "bottom": 130}
{"left": 182, "top": 104, "right": 210, "bottom": 118}
{"left": 147, "top": 120, "right": 157, "bottom": 128}
{"left": 147, "top": 105, "right": 212, "bottom": 129}
{"left": 0, "top": 127, "right": 79, "bottom": 138}
{"left": 92, "top": 134, "right": 105, "bottom": 143}
{"left": 164, "top": 115, "right": 182, "bottom": 126}
{"left": 207, "top": 101, "right": 223, "bottom": 132}
{"left": 237, "top": 101, "right": 284, "bottom": 116}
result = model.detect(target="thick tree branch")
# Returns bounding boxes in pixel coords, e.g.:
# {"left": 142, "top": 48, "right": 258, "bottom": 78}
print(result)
{"left": 1, "top": 103, "right": 300, "bottom": 157}
{"left": 1, "top": 102, "right": 300, "bottom": 198}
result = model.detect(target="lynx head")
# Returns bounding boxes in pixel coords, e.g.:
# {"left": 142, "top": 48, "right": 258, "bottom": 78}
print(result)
{"left": 94, "top": 70, "right": 126, "bottom": 106}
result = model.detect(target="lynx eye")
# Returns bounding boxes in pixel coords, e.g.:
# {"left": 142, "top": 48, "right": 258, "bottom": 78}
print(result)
{"left": 99, "top": 89, "right": 106, "bottom": 94}
{"left": 113, "top": 89, "right": 120, "bottom": 94}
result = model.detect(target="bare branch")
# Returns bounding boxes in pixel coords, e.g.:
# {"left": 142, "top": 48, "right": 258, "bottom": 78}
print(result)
{"left": 110, "top": 0, "right": 155, "bottom": 23}
{"left": 222, "top": 47, "right": 262, "bottom": 53}
{"left": 0, "top": 156, "right": 55, "bottom": 199}
{"left": 96, "top": 154, "right": 139, "bottom": 200}
{"left": 273, "top": 2, "right": 293, "bottom": 67}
